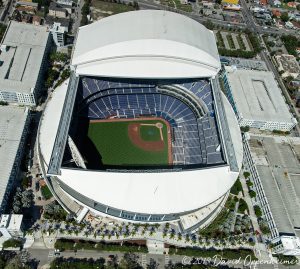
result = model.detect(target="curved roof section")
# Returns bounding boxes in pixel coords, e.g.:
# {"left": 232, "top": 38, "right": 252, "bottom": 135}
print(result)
{"left": 58, "top": 166, "right": 237, "bottom": 215}
{"left": 38, "top": 79, "right": 242, "bottom": 214}
{"left": 72, "top": 10, "right": 220, "bottom": 79}
{"left": 38, "top": 80, "right": 69, "bottom": 168}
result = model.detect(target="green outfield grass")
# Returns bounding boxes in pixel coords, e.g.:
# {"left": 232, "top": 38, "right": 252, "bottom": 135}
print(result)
{"left": 87, "top": 120, "right": 169, "bottom": 166}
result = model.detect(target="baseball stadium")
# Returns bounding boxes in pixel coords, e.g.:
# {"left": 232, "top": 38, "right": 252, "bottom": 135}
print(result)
{"left": 37, "top": 10, "right": 243, "bottom": 232}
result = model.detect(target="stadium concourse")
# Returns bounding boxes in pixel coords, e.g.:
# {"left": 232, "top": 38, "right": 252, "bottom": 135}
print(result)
{"left": 37, "top": 10, "right": 243, "bottom": 232}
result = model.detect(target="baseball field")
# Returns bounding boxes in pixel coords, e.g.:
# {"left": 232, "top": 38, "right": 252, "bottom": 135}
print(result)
{"left": 87, "top": 118, "right": 172, "bottom": 166}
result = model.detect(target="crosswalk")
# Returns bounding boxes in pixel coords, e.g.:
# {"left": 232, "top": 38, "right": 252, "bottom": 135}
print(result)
{"left": 48, "top": 250, "right": 54, "bottom": 259}
{"left": 165, "top": 254, "right": 169, "bottom": 266}
{"left": 141, "top": 254, "right": 147, "bottom": 268}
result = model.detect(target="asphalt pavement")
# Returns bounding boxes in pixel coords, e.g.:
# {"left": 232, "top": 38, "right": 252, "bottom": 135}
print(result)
{"left": 27, "top": 248, "right": 300, "bottom": 269}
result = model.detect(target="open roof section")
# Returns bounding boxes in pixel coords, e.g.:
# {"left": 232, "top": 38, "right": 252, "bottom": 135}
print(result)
{"left": 71, "top": 10, "right": 221, "bottom": 79}
{"left": 63, "top": 76, "right": 226, "bottom": 169}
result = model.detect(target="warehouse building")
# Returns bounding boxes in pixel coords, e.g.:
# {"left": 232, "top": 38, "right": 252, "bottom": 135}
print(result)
{"left": 243, "top": 134, "right": 300, "bottom": 255}
{"left": 0, "top": 21, "right": 51, "bottom": 106}
{"left": 0, "top": 106, "right": 30, "bottom": 213}
{"left": 221, "top": 66, "right": 296, "bottom": 131}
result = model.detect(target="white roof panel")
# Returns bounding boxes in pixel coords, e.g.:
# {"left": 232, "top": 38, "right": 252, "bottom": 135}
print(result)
{"left": 59, "top": 166, "right": 238, "bottom": 215}
{"left": 72, "top": 10, "right": 220, "bottom": 78}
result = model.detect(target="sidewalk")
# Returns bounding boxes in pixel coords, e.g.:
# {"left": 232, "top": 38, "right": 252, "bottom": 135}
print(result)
{"left": 30, "top": 228, "right": 254, "bottom": 253}
{"left": 240, "top": 173, "right": 271, "bottom": 261}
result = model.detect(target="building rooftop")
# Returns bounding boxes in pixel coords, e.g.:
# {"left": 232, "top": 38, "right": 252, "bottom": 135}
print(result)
{"left": 275, "top": 54, "right": 300, "bottom": 76}
{"left": 0, "top": 106, "right": 29, "bottom": 210}
{"left": 0, "top": 214, "right": 9, "bottom": 227}
{"left": 0, "top": 21, "right": 49, "bottom": 94}
{"left": 248, "top": 135, "right": 300, "bottom": 236}
{"left": 221, "top": 57, "right": 268, "bottom": 71}
{"left": 7, "top": 214, "right": 23, "bottom": 230}
{"left": 225, "top": 67, "right": 294, "bottom": 124}
{"left": 45, "top": 16, "right": 70, "bottom": 27}
{"left": 49, "top": 2, "right": 67, "bottom": 11}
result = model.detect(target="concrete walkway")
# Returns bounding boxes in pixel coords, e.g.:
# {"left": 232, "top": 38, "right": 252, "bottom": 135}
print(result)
{"left": 240, "top": 173, "right": 271, "bottom": 261}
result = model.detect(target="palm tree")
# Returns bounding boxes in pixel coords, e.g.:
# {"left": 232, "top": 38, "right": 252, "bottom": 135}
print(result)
{"left": 185, "top": 234, "right": 190, "bottom": 242}
{"left": 131, "top": 230, "right": 136, "bottom": 237}
{"left": 177, "top": 233, "right": 182, "bottom": 241}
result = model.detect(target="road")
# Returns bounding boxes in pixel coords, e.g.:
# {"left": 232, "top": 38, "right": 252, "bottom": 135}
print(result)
{"left": 72, "top": 0, "right": 85, "bottom": 34}
{"left": 137, "top": 0, "right": 298, "bottom": 36}
{"left": 27, "top": 248, "right": 300, "bottom": 269}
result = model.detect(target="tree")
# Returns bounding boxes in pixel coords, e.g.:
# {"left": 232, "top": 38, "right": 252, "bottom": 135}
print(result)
{"left": 21, "top": 190, "right": 33, "bottom": 208}
{"left": 147, "top": 258, "right": 158, "bottom": 269}
{"left": 44, "top": 201, "right": 67, "bottom": 221}
{"left": 254, "top": 205, "right": 262, "bottom": 218}
{"left": 281, "top": 35, "right": 300, "bottom": 56}
{"left": 204, "top": 20, "right": 214, "bottom": 30}
{"left": 50, "top": 52, "right": 68, "bottom": 63}
{"left": 246, "top": 180, "right": 253, "bottom": 187}
{"left": 243, "top": 171, "right": 250, "bottom": 179}
{"left": 119, "top": 253, "right": 142, "bottom": 269}
{"left": 238, "top": 198, "right": 248, "bottom": 214}
{"left": 240, "top": 125, "right": 250, "bottom": 132}
{"left": 2, "top": 239, "right": 22, "bottom": 249}
{"left": 61, "top": 68, "right": 70, "bottom": 80}
{"left": 230, "top": 178, "right": 243, "bottom": 195}
{"left": 249, "top": 190, "right": 256, "bottom": 198}
{"left": 280, "top": 12, "right": 289, "bottom": 22}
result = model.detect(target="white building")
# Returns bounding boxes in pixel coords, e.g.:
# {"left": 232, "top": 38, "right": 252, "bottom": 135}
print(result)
{"left": 243, "top": 135, "right": 300, "bottom": 256}
{"left": 50, "top": 22, "right": 68, "bottom": 47}
{"left": 276, "top": 236, "right": 300, "bottom": 256}
{"left": 0, "top": 214, "right": 23, "bottom": 238}
{"left": 57, "top": 0, "right": 73, "bottom": 6}
{"left": 0, "top": 106, "right": 30, "bottom": 213}
{"left": 274, "top": 54, "right": 300, "bottom": 79}
{"left": 0, "top": 21, "right": 51, "bottom": 106}
{"left": 221, "top": 66, "right": 296, "bottom": 131}
{"left": 38, "top": 10, "right": 243, "bottom": 232}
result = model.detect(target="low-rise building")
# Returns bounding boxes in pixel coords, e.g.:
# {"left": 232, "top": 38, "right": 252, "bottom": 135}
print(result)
{"left": 243, "top": 135, "right": 300, "bottom": 255}
{"left": 32, "top": 15, "right": 42, "bottom": 26}
{"left": 223, "top": 4, "right": 241, "bottom": 11}
{"left": 0, "top": 214, "right": 23, "bottom": 238}
{"left": 50, "top": 21, "right": 68, "bottom": 47}
{"left": 272, "top": 9, "right": 281, "bottom": 18}
{"left": 49, "top": 2, "right": 69, "bottom": 18}
{"left": 221, "top": 66, "right": 296, "bottom": 131}
{"left": 274, "top": 54, "right": 300, "bottom": 79}
{"left": 222, "top": 0, "right": 239, "bottom": 5}
{"left": 0, "top": 21, "right": 51, "bottom": 106}
{"left": 57, "top": 0, "right": 73, "bottom": 6}
{"left": 0, "top": 106, "right": 30, "bottom": 213}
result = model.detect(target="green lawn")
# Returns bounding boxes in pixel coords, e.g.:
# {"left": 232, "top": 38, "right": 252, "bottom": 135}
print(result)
{"left": 41, "top": 185, "right": 53, "bottom": 200}
{"left": 87, "top": 120, "right": 169, "bottom": 166}
{"left": 92, "top": 0, "right": 135, "bottom": 14}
